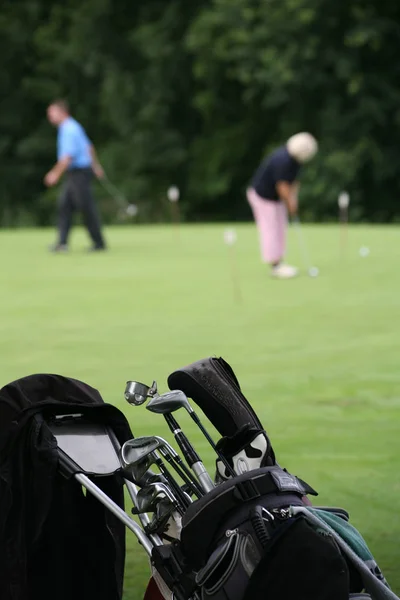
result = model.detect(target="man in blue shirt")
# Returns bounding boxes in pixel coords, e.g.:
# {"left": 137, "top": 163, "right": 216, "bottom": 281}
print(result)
{"left": 247, "top": 132, "right": 318, "bottom": 279}
{"left": 44, "top": 99, "right": 106, "bottom": 252}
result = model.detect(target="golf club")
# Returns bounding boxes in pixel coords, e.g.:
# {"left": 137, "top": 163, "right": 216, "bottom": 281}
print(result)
{"left": 147, "top": 391, "right": 236, "bottom": 478}
{"left": 121, "top": 438, "right": 190, "bottom": 510}
{"left": 161, "top": 412, "right": 214, "bottom": 493}
{"left": 99, "top": 174, "right": 138, "bottom": 219}
{"left": 126, "top": 435, "right": 203, "bottom": 498}
{"left": 132, "top": 468, "right": 168, "bottom": 487}
{"left": 125, "top": 380, "right": 157, "bottom": 406}
{"left": 292, "top": 215, "right": 319, "bottom": 277}
{"left": 133, "top": 482, "right": 180, "bottom": 515}
{"left": 125, "top": 385, "right": 214, "bottom": 492}
{"left": 152, "top": 436, "right": 204, "bottom": 498}
{"left": 146, "top": 497, "right": 176, "bottom": 535}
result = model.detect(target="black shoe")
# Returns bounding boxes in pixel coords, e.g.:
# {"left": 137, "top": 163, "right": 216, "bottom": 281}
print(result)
{"left": 49, "top": 243, "right": 68, "bottom": 253}
{"left": 87, "top": 245, "right": 107, "bottom": 252}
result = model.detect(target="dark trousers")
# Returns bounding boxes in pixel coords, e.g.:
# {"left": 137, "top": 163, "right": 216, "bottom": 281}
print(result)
{"left": 57, "top": 168, "right": 106, "bottom": 248}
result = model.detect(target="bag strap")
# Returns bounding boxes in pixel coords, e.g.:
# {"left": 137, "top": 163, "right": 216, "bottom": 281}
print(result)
{"left": 181, "top": 467, "right": 317, "bottom": 567}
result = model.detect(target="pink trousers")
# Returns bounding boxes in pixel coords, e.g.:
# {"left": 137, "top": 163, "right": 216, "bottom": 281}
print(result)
{"left": 247, "top": 187, "right": 287, "bottom": 264}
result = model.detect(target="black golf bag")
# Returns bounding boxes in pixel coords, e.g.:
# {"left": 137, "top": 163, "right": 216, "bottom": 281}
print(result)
{"left": 0, "top": 360, "right": 396, "bottom": 600}
{"left": 0, "top": 374, "right": 133, "bottom": 600}
{"left": 163, "top": 357, "right": 393, "bottom": 600}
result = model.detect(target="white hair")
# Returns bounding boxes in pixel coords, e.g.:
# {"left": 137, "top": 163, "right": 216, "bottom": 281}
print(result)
{"left": 287, "top": 132, "right": 318, "bottom": 163}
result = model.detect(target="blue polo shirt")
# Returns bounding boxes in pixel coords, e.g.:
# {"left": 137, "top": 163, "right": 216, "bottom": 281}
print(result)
{"left": 57, "top": 117, "right": 92, "bottom": 169}
{"left": 251, "top": 146, "right": 300, "bottom": 201}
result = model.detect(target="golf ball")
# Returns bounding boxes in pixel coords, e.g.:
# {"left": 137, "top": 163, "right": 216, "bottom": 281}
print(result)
{"left": 309, "top": 267, "right": 319, "bottom": 277}
{"left": 359, "top": 246, "right": 370, "bottom": 257}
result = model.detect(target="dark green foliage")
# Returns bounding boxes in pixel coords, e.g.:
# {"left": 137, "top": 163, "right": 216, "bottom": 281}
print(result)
{"left": 1, "top": 0, "right": 400, "bottom": 225}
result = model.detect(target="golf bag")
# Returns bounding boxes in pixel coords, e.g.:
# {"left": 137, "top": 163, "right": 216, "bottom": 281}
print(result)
{"left": 0, "top": 374, "right": 132, "bottom": 600}
{"left": 167, "top": 357, "right": 395, "bottom": 600}
{"left": 0, "top": 360, "right": 397, "bottom": 600}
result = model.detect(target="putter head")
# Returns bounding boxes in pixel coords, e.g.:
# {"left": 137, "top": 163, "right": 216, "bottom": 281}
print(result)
{"left": 146, "top": 390, "right": 191, "bottom": 415}
{"left": 125, "top": 380, "right": 158, "bottom": 405}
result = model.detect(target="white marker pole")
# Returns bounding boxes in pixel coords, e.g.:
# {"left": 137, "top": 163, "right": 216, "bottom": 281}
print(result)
{"left": 224, "top": 228, "right": 242, "bottom": 304}
{"left": 167, "top": 186, "right": 181, "bottom": 238}
{"left": 338, "top": 191, "right": 350, "bottom": 255}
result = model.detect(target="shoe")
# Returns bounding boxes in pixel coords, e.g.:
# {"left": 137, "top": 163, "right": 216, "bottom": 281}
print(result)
{"left": 87, "top": 245, "right": 107, "bottom": 252}
{"left": 49, "top": 243, "right": 68, "bottom": 253}
{"left": 271, "top": 263, "right": 298, "bottom": 279}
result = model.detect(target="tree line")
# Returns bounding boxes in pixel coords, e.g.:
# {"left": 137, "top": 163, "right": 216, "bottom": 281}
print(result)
{"left": 1, "top": 0, "right": 400, "bottom": 226}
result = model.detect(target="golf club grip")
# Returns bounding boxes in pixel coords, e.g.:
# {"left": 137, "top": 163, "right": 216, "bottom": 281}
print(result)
{"left": 168, "top": 357, "right": 263, "bottom": 437}
{"left": 164, "top": 414, "right": 201, "bottom": 466}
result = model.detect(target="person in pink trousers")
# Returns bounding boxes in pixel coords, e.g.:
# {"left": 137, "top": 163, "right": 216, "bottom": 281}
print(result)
{"left": 247, "top": 132, "right": 318, "bottom": 279}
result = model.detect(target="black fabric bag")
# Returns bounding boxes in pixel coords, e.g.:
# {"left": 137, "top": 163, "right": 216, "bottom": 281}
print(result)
{"left": 168, "top": 357, "right": 263, "bottom": 437}
{"left": 243, "top": 517, "right": 350, "bottom": 600}
{"left": 0, "top": 374, "right": 132, "bottom": 600}
{"left": 180, "top": 466, "right": 350, "bottom": 600}
{"left": 181, "top": 466, "right": 316, "bottom": 570}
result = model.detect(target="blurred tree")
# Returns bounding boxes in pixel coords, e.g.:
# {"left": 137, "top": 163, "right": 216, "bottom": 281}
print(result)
{"left": 186, "top": 0, "right": 400, "bottom": 221}
{"left": 0, "top": 0, "right": 399, "bottom": 225}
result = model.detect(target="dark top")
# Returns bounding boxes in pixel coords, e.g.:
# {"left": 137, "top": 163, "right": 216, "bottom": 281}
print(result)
{"left": 251, "top": 146, "right": 300, "bottom": 201}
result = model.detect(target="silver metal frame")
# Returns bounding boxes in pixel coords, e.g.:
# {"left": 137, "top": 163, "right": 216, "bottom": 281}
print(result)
{"left": 76, "top": 473, "right": 154, "bottom": 555}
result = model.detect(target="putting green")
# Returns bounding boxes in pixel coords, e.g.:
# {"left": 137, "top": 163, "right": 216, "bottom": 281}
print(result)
{"left": 0, "top": 224, "right": 399, "bottom": 599}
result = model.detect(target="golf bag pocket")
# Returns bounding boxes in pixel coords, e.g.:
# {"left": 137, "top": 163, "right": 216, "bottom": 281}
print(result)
{"left": 181, "top": 467, "right": 314, "bottom": 568}
{"left": 196, "top": 530, "right": 261, "bottom": 600}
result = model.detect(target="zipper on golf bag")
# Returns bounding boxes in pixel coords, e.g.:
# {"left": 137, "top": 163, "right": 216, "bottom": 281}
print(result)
{"left": 195, "top": 528, "right": 261, "bottom": 600}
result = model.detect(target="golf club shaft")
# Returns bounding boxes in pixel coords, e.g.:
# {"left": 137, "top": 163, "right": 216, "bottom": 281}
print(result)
{"left": 76, "top": 474, "right": 153, "bottom": 555}
{"left": 99, "top": 175, "right": 128, "bottom": 212}
{"left": 123, "top": 477, "right": 162, "bottom": 546}
{"left": 152, "top": 454, "right": 190, "bottom": 512}
{"left": 164, "top": 414, "right": 214, "bottom": 493}
{"left": 102, "top": 175, "right": 125, "bottom": 201}
{"left": 292, "top": 216, "right": 312, "bottom": 269}
{"left": 189, "top": 412, "right": 236, "bottom": 478}
{"left": 158, "top": 449, "right": 204, "bottom": 497}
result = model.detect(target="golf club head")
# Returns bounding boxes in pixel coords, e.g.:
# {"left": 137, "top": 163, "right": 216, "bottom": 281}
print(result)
{"left": 147, "top": 497, "right": 177, "bottom": 534}
{"left": 151, "top": 436, "right": 179, "bottom": 458}
{"left": 134, "top": 486, "right": 160, "bottom": 514}
{"left": 139, "top": 470, "right": 168, "bottom": 486}
{"left": 146, "top": 390, "right": 191, "bottom": 415}
{"left": 130, "top": 456, "right": 153, "bottom": 482}
{"left": 121, "top": 437, "right": 161, "bottom": 467}
{"left": 125, "top": 381, "right": 151, "bottom": 406}
{"left": 125, "top": 380, "right": 158, "bottom": 406}
{"left": 134, "top": 482, "right": 177, "bottom": 514}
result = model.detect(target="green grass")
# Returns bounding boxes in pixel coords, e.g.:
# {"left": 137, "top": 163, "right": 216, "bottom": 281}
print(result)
{"left": 1, "top": 224, "right": 400, "bottom": 598}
